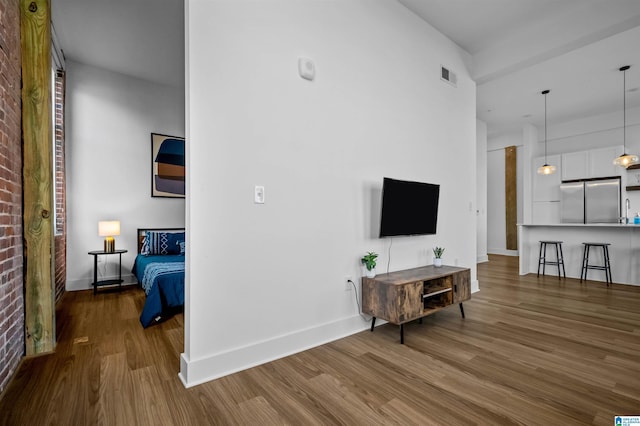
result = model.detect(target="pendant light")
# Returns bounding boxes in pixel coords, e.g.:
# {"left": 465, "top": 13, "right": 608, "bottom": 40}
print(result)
{"left": 613, "top": 65, "right": 638, "bottom": 167}
{"left": 537, "top": 89, "right": 556, "bottom": 175}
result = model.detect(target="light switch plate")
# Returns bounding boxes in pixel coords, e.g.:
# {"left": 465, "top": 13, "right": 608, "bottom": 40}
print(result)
{"left": 254, "top": 186, "right": 265, "bottom": 204}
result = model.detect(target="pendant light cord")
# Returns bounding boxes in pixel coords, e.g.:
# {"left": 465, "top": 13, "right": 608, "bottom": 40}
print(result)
{"left": 623, "top": 67, "right": 626, "bottom": 152}
{"left": 541, "top": 89, "right": 550, "bottom": 163}
{"left": 544, "top": 91, "right": 548, "bottom": 162}
{"left": 537, "top": 89, "right": 554, "bottom": 174}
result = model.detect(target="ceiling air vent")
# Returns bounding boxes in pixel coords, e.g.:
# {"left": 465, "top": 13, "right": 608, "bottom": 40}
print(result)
{"left": 441, "top": 65, "right": 457, "bottom": 87}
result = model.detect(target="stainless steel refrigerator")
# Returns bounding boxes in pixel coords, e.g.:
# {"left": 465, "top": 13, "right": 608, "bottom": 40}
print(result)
{"left": 560, "top": 178, "right": 621, "bottom": 223}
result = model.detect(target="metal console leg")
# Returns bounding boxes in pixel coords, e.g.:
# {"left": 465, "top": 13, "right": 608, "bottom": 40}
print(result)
{"left": 370, "top": 317, "right": 376, "bottom": 332}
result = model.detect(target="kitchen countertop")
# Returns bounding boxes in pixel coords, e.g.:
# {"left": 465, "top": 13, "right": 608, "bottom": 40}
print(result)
{"left": 518, "top": 224, "right": 640, "bottom": 286}
{"left": 518, "top": 223, "right": 640, "bottom": 228}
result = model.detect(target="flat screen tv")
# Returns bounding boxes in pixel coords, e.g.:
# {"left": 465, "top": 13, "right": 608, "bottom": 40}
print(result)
{"left": 379, "top": 177, "right": 440, "bottom": 237}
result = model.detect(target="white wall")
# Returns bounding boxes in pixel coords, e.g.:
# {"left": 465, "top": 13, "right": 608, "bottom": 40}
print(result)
{"left": 182, "top": 0, "right": 477, "bottom": 387}
{"left": 476, "top": 120, "right": 488, "bottom": 263}
{"left": 545, "top": 107, "right": 640, "bottom": 154}
{"left": 66, "top": 60, "right": 185, "bottom": 290}
{"left": 487, "top": 149, "right": 505, "bottom": 253}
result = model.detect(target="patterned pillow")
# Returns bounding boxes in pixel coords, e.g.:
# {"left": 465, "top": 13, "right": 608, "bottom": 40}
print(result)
{"left": 141, "top": 231, "right": 185, "bottom": 255}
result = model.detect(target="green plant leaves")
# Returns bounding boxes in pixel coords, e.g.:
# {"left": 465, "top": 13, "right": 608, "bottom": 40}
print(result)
{"left": 361, "top": 251, "right": 378, "bottom": 270}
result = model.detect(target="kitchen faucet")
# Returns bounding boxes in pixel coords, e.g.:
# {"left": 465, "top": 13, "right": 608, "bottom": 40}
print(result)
{"left": 626, "top": 198, "right": 631, "bottom": 223}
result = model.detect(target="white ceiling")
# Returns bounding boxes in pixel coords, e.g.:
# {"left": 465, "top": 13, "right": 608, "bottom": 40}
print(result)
{"left": 51, "top": 0, "right": 184, "bottom": 89}
{"left": 398, "top": 0, "right": 588, "bottom": 55}
{"left": 399, "top": 0, "right": 640, "bottom": 136}
{"left": 52, "top": 0, "right": 640, "bottom": 137}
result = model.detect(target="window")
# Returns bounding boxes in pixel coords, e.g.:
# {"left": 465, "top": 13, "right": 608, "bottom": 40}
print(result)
{"left": 52, "top": 69, "right": 65, "bottom": 236}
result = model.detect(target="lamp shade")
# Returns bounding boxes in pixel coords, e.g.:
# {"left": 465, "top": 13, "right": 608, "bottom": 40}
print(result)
{"left": 537, "top": 164, "right": 556, "bottom": 175}
{"left": 613, "top": 153, "right": 639, "bottom": 167}
{"left": 98, "top": 221, "right": 120, "bottom": 237}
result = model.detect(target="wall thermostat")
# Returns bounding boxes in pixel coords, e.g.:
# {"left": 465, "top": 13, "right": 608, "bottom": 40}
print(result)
{"left": 298, "top": 57, "right": 315, "bottom": 81}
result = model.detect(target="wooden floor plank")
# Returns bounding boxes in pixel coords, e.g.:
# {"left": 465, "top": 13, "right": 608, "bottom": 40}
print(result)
{"left": 129, "top": 366, "right": 175, "bottom": 426}
{"left": 241, "top": 360, "right": 341, "bottom": 425}
{"left": 378, "top": 397, "right": 467, "bottom": 426}
{"left": 97, "top": 352, "right": 136, "bottom": 425}
{"left": 1, "top": 254, "right": 639, "bottom": 425}
{"left": 235, "top": 396, "right": 290, "bottom": 425}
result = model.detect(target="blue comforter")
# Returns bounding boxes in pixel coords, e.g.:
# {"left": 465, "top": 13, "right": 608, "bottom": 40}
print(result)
{"left": 132, "top": 254, "right": 185, "bottom": 327}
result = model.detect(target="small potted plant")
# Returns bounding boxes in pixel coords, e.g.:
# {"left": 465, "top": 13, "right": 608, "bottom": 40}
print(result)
{"left": 433, "top": 247, "right": 445, "bottom": 267}
{"left": 361, "top": 251, "right": 378, "bottom": 278}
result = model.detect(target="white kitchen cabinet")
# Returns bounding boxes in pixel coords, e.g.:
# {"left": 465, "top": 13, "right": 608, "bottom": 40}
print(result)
{"left": 561, "top": 151, "right": 589, "bottom": 180}
{"left": 561, "top": 147, "right": 623, "bottom": 181}
{"left": 589, "top": 146, "right": 623, "bottom": 178}
{"left": 533, "top": 155, "right": 561, "bottom": 201}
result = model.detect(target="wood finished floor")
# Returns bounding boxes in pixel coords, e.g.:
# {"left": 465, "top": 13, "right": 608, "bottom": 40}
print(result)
{"left": 1, "top": 255, "right": 639, "bottom": 425}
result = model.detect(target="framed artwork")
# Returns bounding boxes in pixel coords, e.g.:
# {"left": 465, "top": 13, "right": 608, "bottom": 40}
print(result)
{"left": 151, "top": 133, "right": 185, "bottom": 198}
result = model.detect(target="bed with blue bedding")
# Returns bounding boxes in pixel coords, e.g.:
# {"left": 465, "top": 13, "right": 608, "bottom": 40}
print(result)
{"left": 133, "top": 228, "right": 185, "bottom": 328}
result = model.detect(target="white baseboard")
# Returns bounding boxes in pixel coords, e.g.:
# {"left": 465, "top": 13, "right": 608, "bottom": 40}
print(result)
{"left": 179, "top": 277, "right": 482, "bottom": 388}
{"left": 477, "top": 255, "right": 489, "bottom": 263}
{"left": 179, "top": 314, "right": 371, "bottom": 388}
{"left": 487, "top": 248, "right": 519, "bottom": 257}
{"left": 66, "top": 273, "right": 137, "bottom": 291}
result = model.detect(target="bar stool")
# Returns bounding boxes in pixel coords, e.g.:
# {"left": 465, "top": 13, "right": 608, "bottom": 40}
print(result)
{"left": 537, "top": 240, "right": 566, "bottom": 279}
{"left": 580, "top": 242, "right": 612, "bottom": 286}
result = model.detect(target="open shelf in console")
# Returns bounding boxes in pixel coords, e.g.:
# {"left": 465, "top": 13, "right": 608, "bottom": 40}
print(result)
{"left": 422, "top": 278, "right": 453, "bottom": 312}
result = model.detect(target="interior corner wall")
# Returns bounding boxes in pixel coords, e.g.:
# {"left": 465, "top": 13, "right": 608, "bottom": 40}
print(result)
{"left": 182, "top": 0, "right": 477, "bottom": 387}
{"left": 65, "top": 60, "right": 185, "bottom": 291}
{"left": 476, "top": 120, "right": 488, "bottom": 263}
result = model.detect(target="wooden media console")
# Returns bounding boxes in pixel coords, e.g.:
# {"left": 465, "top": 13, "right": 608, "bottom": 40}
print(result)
{"left": 362, "top": 265, "right": 471, "bottom": 343}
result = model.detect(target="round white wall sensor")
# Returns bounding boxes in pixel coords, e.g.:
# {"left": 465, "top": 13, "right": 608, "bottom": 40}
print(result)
{"left": 298, "top": 57, "right": 315, "bottom": 81}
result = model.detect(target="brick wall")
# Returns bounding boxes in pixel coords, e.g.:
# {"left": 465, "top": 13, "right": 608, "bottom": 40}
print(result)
{"left": 0, "top": 0, "right": 24, "bottom": 394}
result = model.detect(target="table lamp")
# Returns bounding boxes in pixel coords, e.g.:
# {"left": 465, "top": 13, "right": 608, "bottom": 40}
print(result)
{"left": 98, "top": 221, "right": 120, "bottom": 253}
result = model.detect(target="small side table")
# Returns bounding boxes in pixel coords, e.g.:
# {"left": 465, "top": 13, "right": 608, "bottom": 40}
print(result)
{"left": 88, "top": 249, "right": 128, "bottom": 295}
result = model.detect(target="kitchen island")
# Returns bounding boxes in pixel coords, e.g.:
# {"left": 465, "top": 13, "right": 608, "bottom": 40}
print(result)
{"left": 518, "top": 223, "right": 640, "bottom": 286}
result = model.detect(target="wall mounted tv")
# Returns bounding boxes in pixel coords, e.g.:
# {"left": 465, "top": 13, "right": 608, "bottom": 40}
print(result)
{"left": 379, "top": 177, "right": 440, "bottom": 237}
